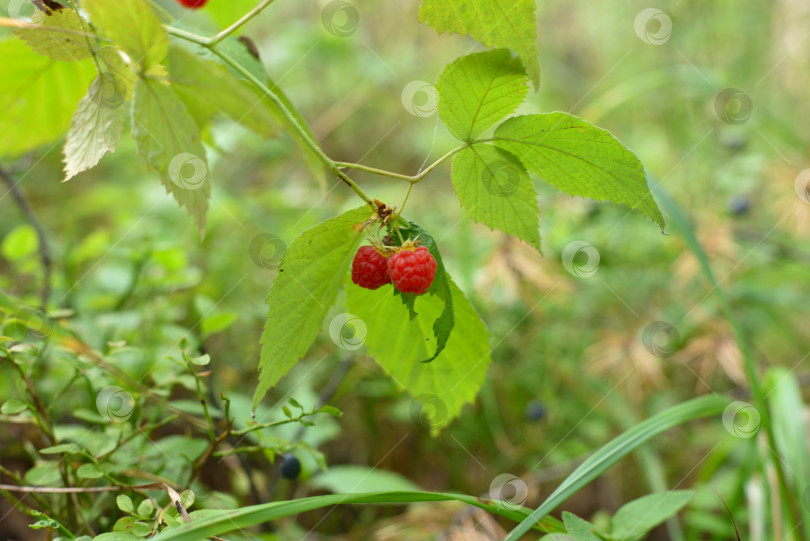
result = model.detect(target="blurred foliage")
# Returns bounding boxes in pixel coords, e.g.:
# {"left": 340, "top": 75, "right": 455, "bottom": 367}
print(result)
{"left": 1, "top": 0, "right": 809, "bottom": 540}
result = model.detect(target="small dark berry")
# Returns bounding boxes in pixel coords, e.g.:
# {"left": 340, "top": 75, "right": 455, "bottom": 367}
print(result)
{"left": 280, "top": 453, "right": 301, "bottom": 480}
{"left": 525, "top": 400, "right": 546, "bottom": 422}
{"left": 728, "top": 195, "right": 750, "bottom": 216}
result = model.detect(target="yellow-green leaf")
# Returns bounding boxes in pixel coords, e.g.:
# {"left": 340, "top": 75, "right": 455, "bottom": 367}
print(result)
{"left": 83, "top": 0, "right": 168, "bottom": 70}
{"left": 63, "top": 74, "right": 126, "bottom": 180}
{"left": 0, "top": 38, "right": 95, "bottom": 157}
{"left": 14, "top": 5, "right": 93, "bottom": 61}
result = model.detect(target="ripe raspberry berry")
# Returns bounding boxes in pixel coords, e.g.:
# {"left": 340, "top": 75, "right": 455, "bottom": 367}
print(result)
{"left": 177, "top": 0, "right": 208, "bottom": 8}
{"left": 387, "top": 245, "right": 437, "bottom": 295}
{"left": 351, "top": 246, "right": 391, "bottom": 290}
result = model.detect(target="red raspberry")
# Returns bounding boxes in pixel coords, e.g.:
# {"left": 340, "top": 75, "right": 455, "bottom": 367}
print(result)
{"left": 177, "top": 0, "right": 208, "bottom": 8}
{"left": 387, "top": 246, "right": 437, "bottom": 295}
{"left": 351, "top": 246, "right": 391, "bottom": 290}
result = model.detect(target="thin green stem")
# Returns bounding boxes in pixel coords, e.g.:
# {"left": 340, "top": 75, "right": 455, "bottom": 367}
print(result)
{"left": 206, "top": 0, "right": 278, "bottom": 46}
{"left": 335, "top": 144, "right": 467, "bottom": 183}
{"left": 205, "top": 47, "right": 374, "bottom": 207}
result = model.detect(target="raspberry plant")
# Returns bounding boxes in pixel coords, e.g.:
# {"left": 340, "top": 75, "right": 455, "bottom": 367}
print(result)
{"left": 5, "top": 1, "right": 800, "bottom": 540}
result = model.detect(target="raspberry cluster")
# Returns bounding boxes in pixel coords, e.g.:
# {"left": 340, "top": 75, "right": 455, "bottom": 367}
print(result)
{"left": 176, "top": 0, "right": 208, "bottom": 8}
{"left": 351, "top": 241, "right": 437, "bottom": 295}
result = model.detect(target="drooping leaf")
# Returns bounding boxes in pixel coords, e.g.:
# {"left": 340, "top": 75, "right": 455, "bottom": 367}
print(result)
{"left": 452, "top": 144, "right": 540, "bottom": 250}
{"left": 493, "top": 113, "right": 665, "bottom": 228}
{"left": 131, "top": 76, "right": 210, "bottom": 233}
{"left": 254, "top": 206, "right": 372, "bottom": 408}
{"left": 610, "top": 490, "right": 693, "bottom": 541}
{"left": 83, "top": 0, "right": 168, "bottom": 69}
{"left": 0, "top": 38, "right": 95, "bottom": 157}
{"left": 14, "top": 5, "right": 93, "bottom": 61}
{"left": 63, "top": 74, "right": 126, "bottom": 180}
{"left": 389, "top": 220, "right": 455, "bottom": 362}
{"left": 419, "top": 0, "right": 540, "bottom": 87}
{"left": 436, "top": 49, "right": 527, "bottom": 140}
{"left": 346, "top": 277, "right": 490, "bottom": 433}
{"left": 167, "top": 45, "right": 278, "bottom": 138}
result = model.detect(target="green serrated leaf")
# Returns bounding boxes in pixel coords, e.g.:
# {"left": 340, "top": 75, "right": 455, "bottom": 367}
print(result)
{"left": 63, "top": 74, "right": 126, "bottom": 181}
{"left": 14, "top": 5, "right": 93, "bottom": 61}
{"left": 83, "top": 0, "right": 168, "bottom": 70}
{"left": 131, "top": 76, "right": 210, "bottom": 234}
{"left": 610, "top": 490, "right": 693, "bottom": 541}
{"left": 346, "top": 277, "right": 490, "bottom": 433}
{"left": 253, "top": 206, "right": 371, "bottom": 407}
{"left": 561, "top": 512, "right": 602, "bottom": 541}
{"left": 389, "top": 221, "right": 455, "bottom": 362}
{"left": 0, "top": 38, "right": 95, "bottom": 158}
{"left": 419, "top": 0, "right": 540, "bottom": 87}
{"left": 167, "top": 45, "right": 279, "bottom": 138}
{"left": 77, "top": 462, "right": 103, "bottom": 479}
{"left": 117, "top": 494, "right": 134, "bottom": 514}
{"left": 452, "top": 144, "right": 540, "bottom": 250}
{"left": 437, "top": 49, "right": 528, "bottom": 140}
{"left": 1, "top": 398, "right": 28, "bottom": 414}
{"left": 492, "top": 113, "right": 665, "bottom": 228}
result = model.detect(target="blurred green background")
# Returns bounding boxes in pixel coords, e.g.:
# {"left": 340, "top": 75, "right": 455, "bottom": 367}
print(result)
{"left": 1, "top": 0, "right": 808, "bottom": 539}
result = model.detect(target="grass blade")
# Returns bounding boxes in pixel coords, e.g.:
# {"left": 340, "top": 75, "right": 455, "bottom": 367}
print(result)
{"left": 150, "top": 490, "right": 563, "bottom": 541}
{"left": 505, "top": 395, "right": 730, "bottom": 540}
